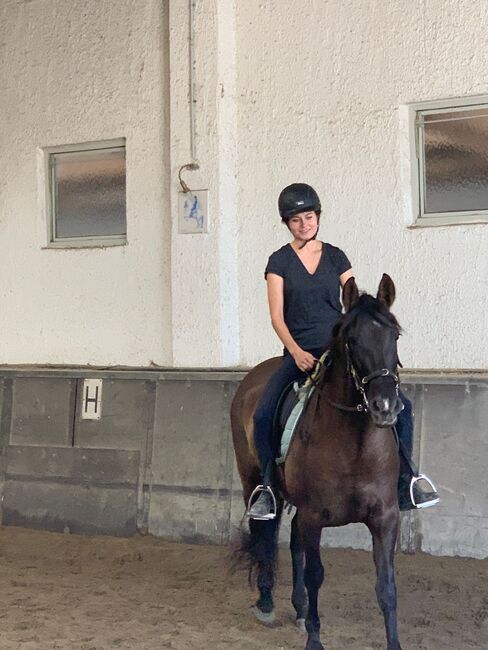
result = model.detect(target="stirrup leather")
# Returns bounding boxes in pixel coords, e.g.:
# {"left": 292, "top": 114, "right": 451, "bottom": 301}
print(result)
{"left": 410, "top": 474, "right": 440, "bottom": 509}
{"left": 246, "top": 485, "right": 277, "bottom": 520}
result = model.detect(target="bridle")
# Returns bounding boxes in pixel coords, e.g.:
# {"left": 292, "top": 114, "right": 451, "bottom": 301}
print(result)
{"left": 324, "top": 342, "right": 399, "bottom": 414}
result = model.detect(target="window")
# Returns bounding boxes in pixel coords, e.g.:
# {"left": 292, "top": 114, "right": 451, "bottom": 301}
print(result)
{"left": 412, "top": 97, "right": 488, "bottom": 226}
{"left": 45, "top": 139, "right": 126, "bottom": 247}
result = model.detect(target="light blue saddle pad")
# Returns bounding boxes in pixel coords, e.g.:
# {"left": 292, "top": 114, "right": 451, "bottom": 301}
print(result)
{"left": 275, "top": 382, "right": 315, "bottom": 465}
{"left": 274, "top": 350, "right": 329, "bottom": 466}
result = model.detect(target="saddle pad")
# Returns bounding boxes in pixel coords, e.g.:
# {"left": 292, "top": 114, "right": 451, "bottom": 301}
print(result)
{"left": 274, "top": 349, "right": 329, "bottom": 466}
{"left": 275, "top": 383, "right": 315, "bottom": 465}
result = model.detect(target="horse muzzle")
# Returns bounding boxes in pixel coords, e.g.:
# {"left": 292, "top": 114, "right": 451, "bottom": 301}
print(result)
{"left": 368, "top": 394, "right": 404, "bottom": 428}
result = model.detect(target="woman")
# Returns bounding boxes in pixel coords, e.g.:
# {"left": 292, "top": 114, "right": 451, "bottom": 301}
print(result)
{"left": 249, "top": 182, "right": 439, "bottom": 520}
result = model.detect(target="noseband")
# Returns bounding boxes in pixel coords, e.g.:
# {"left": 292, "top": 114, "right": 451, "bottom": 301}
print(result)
{"left": 325, "top": 343, "right": 399, "bottom": 414}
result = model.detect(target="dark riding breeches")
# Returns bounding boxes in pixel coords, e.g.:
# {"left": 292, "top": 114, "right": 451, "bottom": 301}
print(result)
{"left": 253, "top": 352, "right": 414, "bottom": 473}
{"left": 395, "top": 391, "right": 413, "bottom": 456}
{"left": 253, "top": 349, "right": 322, "bottom": 472}
{"left": 253, "top": 354, "right": 306, "bottom": 471}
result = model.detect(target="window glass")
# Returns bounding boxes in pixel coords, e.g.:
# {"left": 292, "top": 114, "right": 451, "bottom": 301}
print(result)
{"left": 422, "top": 108, "right": 488, "bottom": 214}
{"left": 50, "top": 146, "right": 126, "bottom": 239}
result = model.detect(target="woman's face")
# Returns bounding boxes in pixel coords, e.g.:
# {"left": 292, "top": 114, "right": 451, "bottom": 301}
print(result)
{"left": 286, "top": 211, "right": 319, "bottom": 241}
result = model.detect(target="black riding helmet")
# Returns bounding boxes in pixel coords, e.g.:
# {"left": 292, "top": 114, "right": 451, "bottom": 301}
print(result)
{"left": 278, "top": 183, "right": 321, "bottom": 221}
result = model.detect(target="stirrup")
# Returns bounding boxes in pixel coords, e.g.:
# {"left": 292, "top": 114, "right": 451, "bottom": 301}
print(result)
{"left": 246, "top": 485, "right": 277, "bottom": 521}
{"left": 410, "top": 474, "right": 440, "bottom": 509}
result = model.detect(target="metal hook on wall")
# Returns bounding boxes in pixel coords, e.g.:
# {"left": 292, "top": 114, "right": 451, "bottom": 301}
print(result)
{"left": 178, "top": 162, "right": 199, "bottom": 193}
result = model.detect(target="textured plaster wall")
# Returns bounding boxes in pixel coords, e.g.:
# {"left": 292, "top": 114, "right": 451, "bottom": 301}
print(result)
{"left": 0, "top": 0, "right": 172, "bottom": 366}
{"left": 1, "top": 0, "right": 487, "bottom": 369}
{"left": 236, "top": 0, "right": 488, "bottom": 370}
{"left": 168, "top": 0, "right": 239, "bottom": 367}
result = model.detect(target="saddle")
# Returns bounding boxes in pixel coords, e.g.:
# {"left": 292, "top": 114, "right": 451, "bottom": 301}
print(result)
{"left": 273, "top": 350, "right": 329, "bottom": 465}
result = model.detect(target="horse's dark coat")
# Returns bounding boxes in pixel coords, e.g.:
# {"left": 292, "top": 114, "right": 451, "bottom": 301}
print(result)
{"left": 231, "top": 275, "right": 404, "bottom": 650}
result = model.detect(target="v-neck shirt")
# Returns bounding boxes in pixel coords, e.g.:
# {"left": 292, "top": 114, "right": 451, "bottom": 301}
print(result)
{"left": 265, "top": 242, "right": 351, "bottom": 352}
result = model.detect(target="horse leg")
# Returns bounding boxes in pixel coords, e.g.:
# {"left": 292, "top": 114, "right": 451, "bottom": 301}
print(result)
{"left": 248, "top": 505, "right": 282, "bottom": 624}
{"left": 301, "top": 522, "right": 325, "bottom": 650}
{"left": 367, "top": 510, "right": 403, "bottom": 650}
{"left": 290, "top": 511, "right": 307, "bottom": 631}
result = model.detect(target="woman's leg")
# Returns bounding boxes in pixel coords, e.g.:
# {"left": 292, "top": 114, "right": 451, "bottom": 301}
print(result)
{"left": 397, "top": 391, "right": 439, "bottom": 510}
{"left": 396, "top": 391, "right": 413, "bottom": 457}
{"left": 249, "top": 354, "right": 305, "bottom": 519}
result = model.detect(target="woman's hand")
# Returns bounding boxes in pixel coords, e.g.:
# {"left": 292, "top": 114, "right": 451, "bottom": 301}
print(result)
{"left": 291, "top": 348, "right": 317, "bottom": 372}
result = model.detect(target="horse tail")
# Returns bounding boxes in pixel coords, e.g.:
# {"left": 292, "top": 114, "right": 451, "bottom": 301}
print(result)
{"left": 232, "top": 507, "right": 283, "bottom": 613}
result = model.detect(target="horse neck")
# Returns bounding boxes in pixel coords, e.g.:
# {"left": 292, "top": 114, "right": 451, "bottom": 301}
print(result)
{"left": 310, "top": 346, "right": 370, "bottom": 450}
{"left": 324, "top": 346, "right": 356, "bottom": 404}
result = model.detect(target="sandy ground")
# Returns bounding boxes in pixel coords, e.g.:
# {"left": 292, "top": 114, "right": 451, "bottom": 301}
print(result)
{"left": 0, "top": 526, "right": 486, "bottom": 650}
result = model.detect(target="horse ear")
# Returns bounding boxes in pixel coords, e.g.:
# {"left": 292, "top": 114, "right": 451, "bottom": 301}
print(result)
{"left": 342, "top": 277, "right": 359, "bottom": 312}
{"left": 376, "top": 273, "right": 395, "bottom": 307}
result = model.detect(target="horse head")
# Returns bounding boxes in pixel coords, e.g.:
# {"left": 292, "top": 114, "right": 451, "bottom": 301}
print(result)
{"left": 338, "top": 274, "right": 403, "bottom": 427}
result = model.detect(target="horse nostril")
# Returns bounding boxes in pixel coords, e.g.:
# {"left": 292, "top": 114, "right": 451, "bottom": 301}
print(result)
{"left": 371, "top": 397, "right": 390, "bottom": 414}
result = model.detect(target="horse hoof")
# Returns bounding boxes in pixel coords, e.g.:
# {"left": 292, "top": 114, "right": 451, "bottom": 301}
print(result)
{"left": 250, "top": 605, "right": 275, "bottom": 625}
{"left": 296, "top": 618, "right": 306, "bottom": 633}
{"left": 305, "top": 638, "right": 324, "bottom": 650}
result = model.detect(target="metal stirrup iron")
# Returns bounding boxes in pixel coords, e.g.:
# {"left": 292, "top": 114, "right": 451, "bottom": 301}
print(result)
{"left": 246, "top": 485, "right": 278, "bottom": 520}
{"left": 410, "top": 474, "right": 440, "bottom": 509}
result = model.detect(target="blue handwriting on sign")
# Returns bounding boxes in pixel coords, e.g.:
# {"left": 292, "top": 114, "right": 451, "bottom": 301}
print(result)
{"left": 184, "top": 195, "right": 204, "bottom": 229}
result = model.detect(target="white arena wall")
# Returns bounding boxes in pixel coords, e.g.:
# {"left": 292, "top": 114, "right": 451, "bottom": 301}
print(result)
{"left": 234, "top": 0, "right": 488, "bottom": 370}
{"left": 0, "top": 0, "right": 486, "bottom": 370}
{"left": 0, "top": 0, "right": 173, "bottom": 367}
{"left": 0, "top": 1, "right": 487, "bottom": 559}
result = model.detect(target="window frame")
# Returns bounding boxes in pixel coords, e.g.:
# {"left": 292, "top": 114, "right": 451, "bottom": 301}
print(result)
{"left": 43, "top": 138, "right": 127, "bottom": 248}
{"left": 409, "top": 95, "right": 488, "bottom": 228}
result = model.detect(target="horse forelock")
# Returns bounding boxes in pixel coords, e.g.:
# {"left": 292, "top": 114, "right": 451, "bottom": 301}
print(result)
{"left": 334, "top": 293, "right": 401, "bottom": 341}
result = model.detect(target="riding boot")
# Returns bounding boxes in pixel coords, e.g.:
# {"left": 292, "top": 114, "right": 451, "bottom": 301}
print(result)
{"left": 247, "top": 462, "right": 277, "bottom": 520}
{"left": 397, "top": 439, "right": 439, "bottom": 511}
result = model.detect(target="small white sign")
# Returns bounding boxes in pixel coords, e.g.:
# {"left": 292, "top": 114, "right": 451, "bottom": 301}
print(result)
{"left": 82, "top": 379, "right": 103, "bottom": 420}
{"left": 178, "top": 190, "right": 208, "bottom": 234}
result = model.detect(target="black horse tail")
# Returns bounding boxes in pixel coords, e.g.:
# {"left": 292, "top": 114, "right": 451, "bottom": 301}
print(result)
{"left": 232, "top": 509, "right": 283, "bottom": 614}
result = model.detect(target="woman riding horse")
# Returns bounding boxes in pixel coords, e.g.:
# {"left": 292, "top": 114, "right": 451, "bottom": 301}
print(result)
{"left": 232, "top": 273, "right": 415, "bottom": 649}
{"left": 248, "top": 182, "right": 439, "bottom": 520}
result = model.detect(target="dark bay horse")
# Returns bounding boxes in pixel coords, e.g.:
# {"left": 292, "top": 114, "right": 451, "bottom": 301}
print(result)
{"left": 231, "top": 275, "right": 404, "bottom": 650}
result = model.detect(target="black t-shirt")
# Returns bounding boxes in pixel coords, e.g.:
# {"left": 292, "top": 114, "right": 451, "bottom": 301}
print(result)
{"left": 265, "top": 242, "right": 351, "bottom": 352}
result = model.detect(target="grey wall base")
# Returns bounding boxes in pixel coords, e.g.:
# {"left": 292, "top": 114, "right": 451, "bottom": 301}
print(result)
{"left": 2, "top": 446, "right": 140, "bottom": 536}
{"left": 0, "top": 368, "right": 486, "bottom": 558}
{"left": 3, "top": 480, "right": 137, "bottom": 537}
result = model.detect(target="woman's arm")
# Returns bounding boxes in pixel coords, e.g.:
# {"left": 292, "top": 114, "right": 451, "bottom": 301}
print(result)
{"left": 266, "top": 273, "right": 316, "bottom": 371}
{"left": 340, "top": 268, "right": 354, "bottom": 286}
